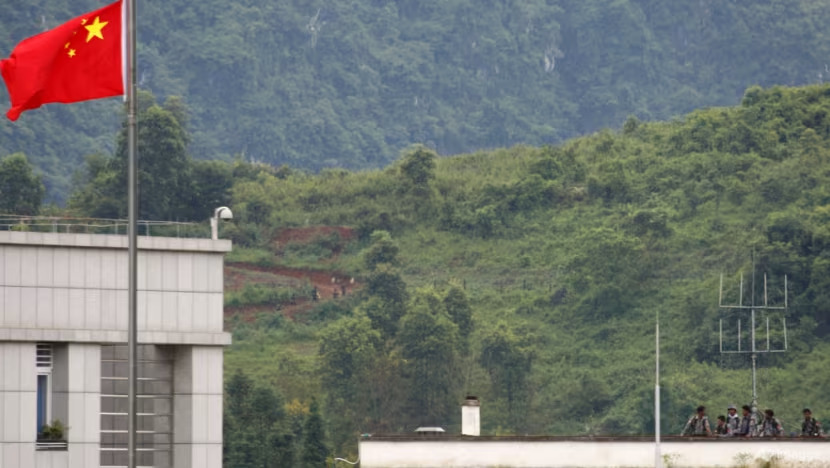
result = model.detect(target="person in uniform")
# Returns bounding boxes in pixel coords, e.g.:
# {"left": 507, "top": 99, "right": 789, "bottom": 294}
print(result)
{"left": 759, "top": 409, "right": 783, "bottom": 437}
{"left": 681, "top": 405, "right": 712, "bottom": 436}
{"left": 715, "top": 415, "right": 731, "bottom": 436}
{"left": 726, "top": 405, "right": 740, "bottom": 434}
{"left": 734, "top": 405, "right": 756, "bottom": 437}
{"left": 801, "top": 408, "right": 823, "bottom": 438}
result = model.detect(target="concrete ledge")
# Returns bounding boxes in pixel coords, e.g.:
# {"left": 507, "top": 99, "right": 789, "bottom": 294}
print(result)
{"left": 0, "top": 231, "right": 232, "bottom": 253}
{"left": 364, "top": 434, "right": 830, "bottom": 442}
{"left": 0, "top": 328, "right": 232, "bottom": 346}
{"left": 359, "top": 437, "right": 830, "bottom": 468}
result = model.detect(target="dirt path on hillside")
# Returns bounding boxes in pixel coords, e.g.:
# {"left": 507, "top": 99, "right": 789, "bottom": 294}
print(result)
{"left": 228, "top": 263, "right": 358, "bottom": 299}
{"left": 224, "top": 262, "right": 360, "bottom": 322}
{"left": 225, "top": 225, "right": 360, "bottom": 323}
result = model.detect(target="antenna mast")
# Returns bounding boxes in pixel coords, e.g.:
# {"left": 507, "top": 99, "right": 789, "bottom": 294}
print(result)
{"left": 718, "top": 259, "right": 788, "bottom": 419}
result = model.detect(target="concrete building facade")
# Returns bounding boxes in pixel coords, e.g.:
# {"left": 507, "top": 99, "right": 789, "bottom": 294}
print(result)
{"left": 0, "top": 231, "right": 231, "bottom": 468}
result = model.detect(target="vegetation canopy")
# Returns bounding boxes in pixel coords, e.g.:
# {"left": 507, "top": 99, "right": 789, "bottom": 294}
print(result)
{"left": 4, "top": 0, "right": 830, "bottom": 203}
{"left": 214, "top": 84, "right": 830, "bottom": 460}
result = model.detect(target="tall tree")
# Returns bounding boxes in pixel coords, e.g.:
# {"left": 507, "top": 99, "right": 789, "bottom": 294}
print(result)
{"left": 363, "top": 265, "right": 409, "bottom": 339}
{"left": 443, "top": 283, "right": 473, "bottom": 344}
{"left": 479, "top": 320, "right": 535, "bottom": 429}
{"left": 186, "top": 159, "right": 233, "bottom": 220}
{"left": 318, "top": 314, "right": 382, "bottom": 449}
{"left": 0, "top": 153, "right": 45, "bottom": 215}
{"left": 362, "top": 230, "right": 400, "bottom": 270}
{"left": 114, "top": 103, "right": 191, "bottom": 220}
{"left": 397, "top": 289, "right": 460, "bottom": 427}
{"left": 300, "top": 398, "right": 329, "bottom": 468}
{"left": 69, "top": 91, "right": 195, "bottom": 221}
{"left": 67, "top": 153, "right": 123, "bottom": 218}
{"left": 224, "top": 370, "right": 295, "bottom": 468}
{"left": 399, "top": 145, "right": 437, "bottom": 197}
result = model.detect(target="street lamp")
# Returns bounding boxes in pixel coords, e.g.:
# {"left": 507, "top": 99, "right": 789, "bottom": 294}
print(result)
{"left": 210, "top": 206, "right": 233, "bottom": 240}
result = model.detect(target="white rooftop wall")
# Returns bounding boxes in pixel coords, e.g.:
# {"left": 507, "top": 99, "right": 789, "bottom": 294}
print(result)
{"left": 0, "top": 232, "right": 231, "bottom": 345}
{"left": 359, "top": 438, "right": 830, "bottom": 467}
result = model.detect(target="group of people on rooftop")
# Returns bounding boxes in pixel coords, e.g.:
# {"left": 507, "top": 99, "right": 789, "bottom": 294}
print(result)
{"left": 681, "top": 404, "right": 824, "bottom": 438}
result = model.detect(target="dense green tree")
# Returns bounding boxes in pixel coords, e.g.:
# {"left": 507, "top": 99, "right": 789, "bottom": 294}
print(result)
{"left": 319, "top": 314, "right": 382, "bottom": 449}
{"left": 479, "top": 320, "right": 535, "bottom": 427}
{"left": 224, "top": 370, "right": 295, "bottom": 468}
{"left": 360, "top": 296, "right": 402, "bottom": 341}
{"left": 364, "top": 265, "right": 409, "bottom": 334}
{"left": 300, "top": 399, "right": 329, "bottom": 468}
{"left": 443, "top": 284, "right": 473, "bottom": 343}
{"left": 0, "top": 153, "right": 45, "bottom": 215}
{"left": 399, "top": 145, "right": 437, "bottom": 196}
{"left": 186, "top": 159, "right": 233, "bottom": 220}
{"left": 224, "top": 370, "right": 254, "bottom": 467}
{"left": 362, "top": 230, "right": 400, "bottom": 270}
{"left": 69, "top": 92, "right": 198, "bottom": 221}
{"left": 319, "top": 314, "right": 382, "bottom": 403}
{"left": 115, "top": 104, "right": 191, "bottom": 220}
{"left": 67, "top": 153, "right": 123, "bottom": 218}
{"left": 397, "top": 289, "right": 460, "bottom": 426}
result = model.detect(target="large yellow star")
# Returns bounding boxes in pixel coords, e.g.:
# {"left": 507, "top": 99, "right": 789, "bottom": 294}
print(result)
{"left": 84, "top": 16, "right": 108, "bottom": 43}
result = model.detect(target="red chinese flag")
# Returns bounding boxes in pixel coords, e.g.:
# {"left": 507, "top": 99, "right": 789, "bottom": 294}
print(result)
{"left": 0, "top": 0, "right": 124, "bottom": 121}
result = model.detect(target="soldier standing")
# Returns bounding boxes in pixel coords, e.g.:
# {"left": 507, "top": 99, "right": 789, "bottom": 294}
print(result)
{"left": 801, "top": 408, "right": 824, "bottom": 438}
{"left": 759, "top": 409, "right": 783, "bottom": 437}
{"left": 734, "top": 405, "right": 756, "bottom": 437}
{"left": 726, "top": 405, "right": 740, "bottom": 434}
{"left": 681, "top": 405, "right": 712, "bottom": 436}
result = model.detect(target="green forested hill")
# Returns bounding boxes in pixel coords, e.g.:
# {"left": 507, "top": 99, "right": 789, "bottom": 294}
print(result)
{"left": 4, "top": 0, "right": 830, "bottom": 202}
{"left": 210, "top": 84, "right": 830, "bottom": 463}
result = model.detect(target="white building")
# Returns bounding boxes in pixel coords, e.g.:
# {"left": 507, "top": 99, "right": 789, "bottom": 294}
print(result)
{"left": 0, "top": 230, "right": 231, "bottom": 468}
{"left": 359, "top": 435, "right": 830, "bottom": 467}
{"left": 359, "top": 397, "right": 830, "bottom": 467}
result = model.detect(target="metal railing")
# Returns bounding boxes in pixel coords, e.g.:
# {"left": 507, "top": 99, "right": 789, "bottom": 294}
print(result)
{"left": 0, "top": 214, "right": 207, "bottom": 238}
{"left": 35, "top": 440, "right": 68, "bottom": 451}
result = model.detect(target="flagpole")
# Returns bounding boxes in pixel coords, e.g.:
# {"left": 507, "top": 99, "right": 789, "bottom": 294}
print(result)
{"left": 125, "top": 0, "right": 139, "bottom": 467}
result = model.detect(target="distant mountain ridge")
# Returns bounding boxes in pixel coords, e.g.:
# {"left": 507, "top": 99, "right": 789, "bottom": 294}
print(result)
{"left": 3, "top": 0, "right": 830, "bottom": 202}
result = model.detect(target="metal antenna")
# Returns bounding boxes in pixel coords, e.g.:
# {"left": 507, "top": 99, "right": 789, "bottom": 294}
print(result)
{"left": 718, "top": 260, "right": 789, "bottom": 426}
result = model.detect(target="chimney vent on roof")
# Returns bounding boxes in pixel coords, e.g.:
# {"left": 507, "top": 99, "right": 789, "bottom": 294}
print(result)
{"left": 461, "top": 396, "right": 480, "bottom": 436}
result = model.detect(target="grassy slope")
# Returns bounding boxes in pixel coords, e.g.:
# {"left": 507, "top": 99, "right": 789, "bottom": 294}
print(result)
{"left": 224, "top": 84, "right": 830, "bottom": 437}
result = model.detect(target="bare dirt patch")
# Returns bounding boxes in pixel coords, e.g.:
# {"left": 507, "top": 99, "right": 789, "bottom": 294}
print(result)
{"left": 274, "top": 226, "right": 355, "bottom": 246}
{"left": 229, "top": 263, "right": 359, "bottom": 299}
{"left": 224, "top": 261, "right": 361, "bottom": 325}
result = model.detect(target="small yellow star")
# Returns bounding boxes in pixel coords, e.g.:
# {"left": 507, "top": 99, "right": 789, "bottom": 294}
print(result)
{"left": 81, "top": 18, "right": 87, "bottom": 25}
{"left": 84, "top": 16, "right": 108, "bottom": 42}
{"left": 65, "top": 42, "right": 70, "bottom": 49}
{"left": 68, "top": 49, "right": 76, "bottom": 58}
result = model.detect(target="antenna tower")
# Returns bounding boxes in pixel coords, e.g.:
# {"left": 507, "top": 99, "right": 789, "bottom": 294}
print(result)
{"left": 718, "top": 263, "right": 788, "bottom": 416}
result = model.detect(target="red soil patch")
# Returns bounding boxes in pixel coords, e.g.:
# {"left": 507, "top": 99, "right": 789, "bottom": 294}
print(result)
{"left": 224, "top": 262, "right": 361, "bottom": 325}
{"left": 224, "top": 225, "right": 360, "bottom": 327}
{"left": 274, "top": 226, "right": 355, "bottom": 246}
{"left": 230, "top": 263, "right": 359, "bottom": 300}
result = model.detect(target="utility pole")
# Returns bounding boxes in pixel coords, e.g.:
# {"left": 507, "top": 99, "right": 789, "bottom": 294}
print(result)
{"left": 654, "top": 319, "right": 661, "bottom": 468}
